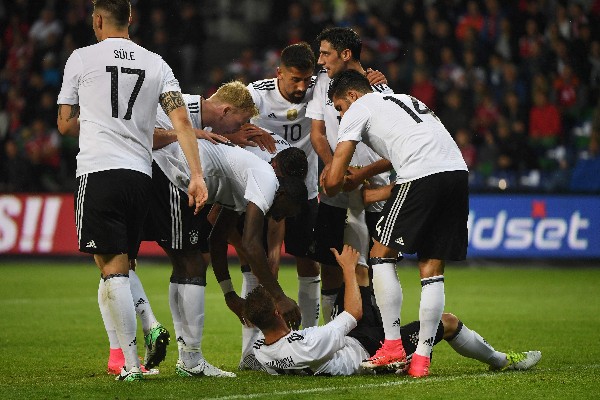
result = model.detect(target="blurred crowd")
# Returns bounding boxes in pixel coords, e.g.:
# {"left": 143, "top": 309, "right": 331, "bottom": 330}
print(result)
{"left": 1, "top": 0, "right": 599, "bottom": 193}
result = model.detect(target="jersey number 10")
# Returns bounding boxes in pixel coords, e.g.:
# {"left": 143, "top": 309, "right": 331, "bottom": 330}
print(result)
{"left": 106, "top": 66, "right": 145, "bottom": 120}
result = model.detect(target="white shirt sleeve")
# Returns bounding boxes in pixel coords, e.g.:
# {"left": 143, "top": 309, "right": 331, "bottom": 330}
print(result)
{"left": 300, "top": 311, "right": 358, "bottom": 359}
{"left": 159, "top": 60, "right": 181, "bottom": 95}
{"left": 337, "top": 103, "right": 371, "bottom": 144}
{"left": 57, "top": 51, "right": 82, "bottom": 105}
{"left": 244, "top": 168, "right": 278, "bottom": 214}
{"left": 305, "top": 75, "right": 326, "bottom": 121}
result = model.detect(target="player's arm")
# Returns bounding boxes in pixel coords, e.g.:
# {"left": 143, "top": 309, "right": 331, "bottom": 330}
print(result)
{"left": 362, "top": 182, "right": 394, "bottom": 206}
{"left": 209, "top": 206, "right": 246, "bottom": 324}
{"left": 243, "top": 202, "right": 301, "bottom": 328}
{"left": 322, "top": 140, "right": 357, "bottom": 197}
{"left": 153, "top": 127, "right": 230, "bottom": 150}
{"left": 343, "top": 159, "right": 393, "bottom": 192}
{"left": 56, "top": 104, "right": 80, "bottom": 136}
{"left": 310, "top": 119, "right": 333, "bottom": 165}
{"left": 161, "top": 91, "right": 207, "bottom": 214}
{"left": 227, "top": 123, "right": 276, "bottom": 153}
{"left": 266, "top": 218, "right": 285, "bottom": 277}
{"left": 330, "top": 245, "right": 362, "bottom": 321}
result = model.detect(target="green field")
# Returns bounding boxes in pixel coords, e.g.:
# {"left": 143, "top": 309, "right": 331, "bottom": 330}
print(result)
{"left": 1, "top": 259, "right": 599, "bottom": 399}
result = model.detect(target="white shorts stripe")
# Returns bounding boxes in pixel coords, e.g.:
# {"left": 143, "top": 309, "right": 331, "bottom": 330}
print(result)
{"left": 380, "top": 182, "right": 410, "bottom": 246}
{"left": 75, "top": 174, "right": 88, "bottom": 249}
{"left": 169, "top": 183, "right": 182, "bottom": 249}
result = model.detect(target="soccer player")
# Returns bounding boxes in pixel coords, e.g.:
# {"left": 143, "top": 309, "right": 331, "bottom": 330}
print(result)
{"left": 147, "top": 81, "right": 308, "bottom": 377}
{"left": 244, "top": 245, "right": 542, "bottom": 376}
{"left": 246, "top": 42, "right": 321, "bottom": 330}
{"left": 322, "top": 69, "right": 469, "bottom": 377}
{"left": 243, "top": 41, "right": 388, "bottom": 329}
{"left": 306, "top": 27, "right": 393, "bottom": 324}
{"left": 56, "top": 0, "right": 207, "bottom": 382}
{"left": 150, "top": 92, "right": 308, "bottom": 376}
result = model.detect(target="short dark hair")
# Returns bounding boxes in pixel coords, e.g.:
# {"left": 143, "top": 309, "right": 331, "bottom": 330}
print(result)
{"left": 316, "top": 27, "right": 362, "bottom": 61}
{"left": 280, "top": 42, "right": 315, "bottom": 72}
{"left": 328, "top": 69, "right": 373, "bottom": 102}
{"left": 276, "top": 147, "right": 308, "bottom": 179}
{"left": 93, "top": 0, "right": 131, "bottom": 28}
{"left": 244, "top": 286, "right": 279, "bottom": 331}
{"left": 277, "top": 175, "right": 308, "bottom": 206}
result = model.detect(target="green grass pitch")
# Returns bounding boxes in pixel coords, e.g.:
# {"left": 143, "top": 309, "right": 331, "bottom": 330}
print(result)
{"left": 1, "top": 258, "right": 599, "bottom": 399}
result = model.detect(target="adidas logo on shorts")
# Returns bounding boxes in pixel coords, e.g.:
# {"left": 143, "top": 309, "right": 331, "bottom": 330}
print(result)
{"left": 395, "top": 237, "right": 404, "bottom": 245}
{"left": 86, "top": 240, "right": 97, "bottom": 248}
{"left": 268, "top": 113, "right": 277, "bottom": 118}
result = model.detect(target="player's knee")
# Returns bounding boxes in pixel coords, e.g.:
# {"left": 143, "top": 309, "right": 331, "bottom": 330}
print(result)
{"left": 441, "top": 312, "right": 460, "bottom": 340}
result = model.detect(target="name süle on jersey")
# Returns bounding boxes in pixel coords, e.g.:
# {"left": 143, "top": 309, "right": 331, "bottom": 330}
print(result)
{"left": 114, "top": 49, "right": 135, "bottom": 60}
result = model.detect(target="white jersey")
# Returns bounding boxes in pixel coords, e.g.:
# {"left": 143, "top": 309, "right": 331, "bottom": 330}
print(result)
{"left": 337, "top": 92, "right": 468, "bottom": 184}
{"left": 155, "top": 93, "right": 202, "bottom": 131}
{"left": 153, "top": 140, "right": 278, "bottom": 214}
{"left": 253, "top": 311, "right": 369, "bottom": 376}
{"left": 248, "top": 77, "right": 318, "bottom": 199}
{"left": 306, "top": 70, "right": 391, "bottom": 210}
{"left": 244, "top": 132, "right": 291, "bottom": 162}
{"left": 57, "top": 38, "right": 180, "bottom": 178}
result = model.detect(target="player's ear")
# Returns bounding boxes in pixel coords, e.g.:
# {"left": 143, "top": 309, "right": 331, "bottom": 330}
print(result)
{"left": 341, "top": 49, "right": 352, "bottom": 62}
{"left": 276, "top": 67, "right": 283, "bottom": 79}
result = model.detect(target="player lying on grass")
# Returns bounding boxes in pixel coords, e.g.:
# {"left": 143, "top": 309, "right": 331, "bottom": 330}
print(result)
{"left": 244, "top": 245, "right": 541, "bottom": 376}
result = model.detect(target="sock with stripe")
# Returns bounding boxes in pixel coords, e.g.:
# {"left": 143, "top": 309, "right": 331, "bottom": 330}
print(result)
{"left": 129, "top": 269, "right": 159, "bottom": 335}
{"left": 178, "top": 278, "right": 206, "bottom": 368}
{"left": 415, "top": 275, "right": 445, "bottom": 357}
{"left": 371, "top": 259, "right": 402, "bottom": 340}
{"left": 102, "top": 274, "right": 139, "bottom": 370}
{"left": 447, "top": 321, "right": 507, "bottom": 368}
{"left": 298, "top": 275, "right": 321, "bottom": 328}
{"left": 321, "top": 288, "right": 339, "bottom": 323}
{"left": 98, "top": 278, "right": 120, "bottom": 349}
{"left": 240, "top": 267, "right": 262, "bottom": 368}
{"left": 168, "top": 281, "right": 184, "bottom": 362}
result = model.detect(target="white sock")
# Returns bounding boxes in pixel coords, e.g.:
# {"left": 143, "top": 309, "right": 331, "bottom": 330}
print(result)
{"left": 321, "top": 291, "right": 338, "bottom": 323}
{"left": 169, "top": 282, "right": 183, "bottom": 362}
{"left": 98, "top": 278, "right": 120, "bottom": 348}
{"left": 102, "top": 275, "right": 139, "bottom": 370}
{"left": 129, "top": 269, "right": 159, "bottom": 334}
{"left": 179, "top": 283, "right": 205, "bottom": 368}
{"left": 241, "top": 270, "right": 259, "bottom": 298}
{"left": 415, "top": 276, "right": 445, "bottom": 357}
{"left": 298, "top": 275, "right": 320, "bottom": 328}
{"left": 447, "top": 322, "right": 507, "bottom": 368}
{"left": 372, "top": 262, "right": 402, "bottom": 340}
{"left": 240, "top": 270, "right": 260, "bottom": 365}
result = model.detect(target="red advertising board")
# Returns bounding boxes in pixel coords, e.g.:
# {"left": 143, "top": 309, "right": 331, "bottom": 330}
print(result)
{"left": 0, "top": 194, "right": 230, "bottom": 256}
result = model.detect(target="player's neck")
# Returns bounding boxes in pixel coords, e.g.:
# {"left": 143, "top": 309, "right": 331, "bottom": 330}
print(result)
{"left": 98, "top": 28, "right": 130, "bottom": 41}
{"left": 263, "top": 325, "right": 291, "bottom": 346}
{"left": 347, "top": 61, "right": 365, "bottom": 76}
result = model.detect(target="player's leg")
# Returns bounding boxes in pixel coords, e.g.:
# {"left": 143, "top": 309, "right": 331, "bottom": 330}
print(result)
{"left": 442, "top": 313, "right": 542, "bottom": 371}
{"left": 78, "top": 170, "right": 149, "bottom": 381}
{"left": 238, "top": 263, "right": 265, "bottom": 371}
{"left": 308, "top": 202, "right": 345, "bottom": 323}
{"left": 286, "top": 197, "right": 321, "bottom": 328}
{"left": 408, "top": 171, "right": 469, "bottom": 378}
{"left": 361, "top": 183, "right": 411, "bottom": 370}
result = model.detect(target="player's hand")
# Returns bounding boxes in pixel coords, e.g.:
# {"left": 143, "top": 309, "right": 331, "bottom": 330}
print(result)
{"left": 243, "top": 123, "right": 276, "bottom": 153}
{"left": 331, "top": 245, "right": 360, "bottom": 273}
{"left": 187, "top": 175, "right": 208, "bottom": 215}
{"left": 342, "top": 166, "right": 364, "bottom": 192}
{"left": 225, "top": 292, "right": 247, "bottom": 325}
{"left": 195, "top": 129, "right": 232, "bottom": 145}
{"left": 276, "top": 296, "right": 301, "bottom": 329}
{"left": 366, "top": 68, "right": 388, "bottom": 86}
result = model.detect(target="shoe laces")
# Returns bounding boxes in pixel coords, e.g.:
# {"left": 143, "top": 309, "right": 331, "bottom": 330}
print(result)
{"left": 505, "top": 351, "right": 526, "bottom": 365}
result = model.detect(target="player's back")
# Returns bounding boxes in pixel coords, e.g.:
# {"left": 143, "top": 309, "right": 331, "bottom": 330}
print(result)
{"left": 67, "top": 38, "right": 178, "bottom": 177}
{"left": 349, "top": 92, "right": 467, "bottom": 183}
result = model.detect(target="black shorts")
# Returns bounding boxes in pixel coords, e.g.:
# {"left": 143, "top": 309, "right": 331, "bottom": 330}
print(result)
{"left": 374, "top": 171, "right": 469, "bottom": 261}
{"left": 75, "top": 169, "right": 151, "bottom": 259}
{"left": 284, "top": 197, "right": 318, "bottom": 257}
{"left": 143, "top": 162, "right": 212, "bottom": 252}
{"left": 308, "top": 202, "right": 346, "bottom": 266}
{"left": 334, "top": 285, "right": 444, "bottom": 358}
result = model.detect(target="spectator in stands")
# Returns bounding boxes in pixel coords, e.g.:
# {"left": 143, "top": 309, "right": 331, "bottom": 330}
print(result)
{"left": 28, "top": 8, "right": 62, "bottom": 48}
{"left": 410, "top": 68, "right": 437, "bottom": 111}
{"left": 439, "top": 89, "right": 471, "bottom": 138}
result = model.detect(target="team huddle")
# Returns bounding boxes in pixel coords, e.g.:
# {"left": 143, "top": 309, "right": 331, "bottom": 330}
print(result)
{"left": 56, "top": 0, "right": 541, "bottom": 382}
